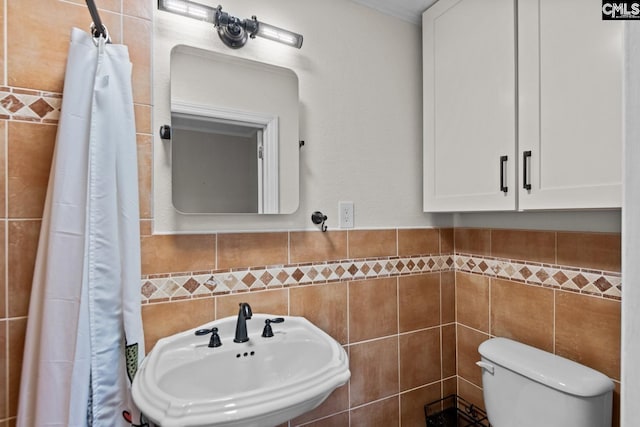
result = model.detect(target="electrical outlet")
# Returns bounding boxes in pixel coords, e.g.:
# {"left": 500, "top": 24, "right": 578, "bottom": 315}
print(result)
{"left": 339, "top": 201, "right": 354, "bottom": 229}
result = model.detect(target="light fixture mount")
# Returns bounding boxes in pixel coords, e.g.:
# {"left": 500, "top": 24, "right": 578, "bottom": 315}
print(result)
{"left": 158, "top": 1, "right": 303, "bottom": 49}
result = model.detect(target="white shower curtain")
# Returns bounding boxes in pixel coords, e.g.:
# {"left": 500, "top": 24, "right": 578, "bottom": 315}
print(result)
{"left": 16, "top": 28, "right": 145, "bottom": 427}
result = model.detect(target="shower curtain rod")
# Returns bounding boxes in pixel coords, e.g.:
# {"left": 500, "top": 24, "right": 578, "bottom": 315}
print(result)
{"left": 85, "top": 0, "right": 109, "bottom": 41}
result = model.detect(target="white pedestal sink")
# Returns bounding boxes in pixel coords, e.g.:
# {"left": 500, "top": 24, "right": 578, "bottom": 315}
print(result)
{"left": 132, "top": 313, "right": 350, "bottom": 427}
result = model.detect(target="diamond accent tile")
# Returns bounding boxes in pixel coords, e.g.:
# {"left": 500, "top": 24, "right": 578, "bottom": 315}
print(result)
{"left": 535, "top": 269, "right": 550, "bottom": 283}
{"left": 242, "top": 272, "right": 257, "bottom": 287}
{"left": 360, "top": 263, "right": 371, "bottom": 275}
{"left": 1, "top": 94, "right": 24, "bottom": 113}
{"left": 291, "top": 268, "right": 305, "bottom": 282}
{"left": 29, "top": 98, "right": 55, "bottom": 117}
{"left": 141, "top": 281, "right": 157, "bottom": 299}
{"left": 277, "top": 270, "right": 290, "bottom": 283}
{"left": 260, "top": 271, "right": 274, "bottom": 285}
{"left": 572, "top": 274, "right": 589, "bottom": 289}
{"left": 594, "top": 277, "right": 612, "bottom": 292}
{"left": 553, "top": 271, "right": 569, "bottom": 285}
{"left": 519, "top": 266, "right": 532, "bottom": 280}
{"left": 183, "top": 278, "right": 200, "bottom": 294}
{"left": 372, "top": 262, "right": 383, "bottom": 274}
{"left": 348, "top": 264, "right": 359, "bottom": 276}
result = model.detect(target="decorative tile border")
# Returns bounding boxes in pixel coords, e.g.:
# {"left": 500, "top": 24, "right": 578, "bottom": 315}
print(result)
{"left": 0, "top": 86, "right": 62, "bottom": 123}
{"left": 140, "top": 254, "right": 455, "bottom": 304}
{"left": 455, "top": 253, "right": 622, "bottom": 300}
{"left": 140, "top": 253, "right": 622, "bottom": 303}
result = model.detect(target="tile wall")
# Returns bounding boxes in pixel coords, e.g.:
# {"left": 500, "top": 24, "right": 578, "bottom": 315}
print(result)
{"left": 0, "top": 0, "right": 153, "bottom": 426}
{"left": 141, "top": 228, "right": 458, "bottom": 426}
{"left": 454, "top": 228, "right": 622, "bottom": 427}
{"left": 0, "top": 1, "right": 623, "bottom": 427}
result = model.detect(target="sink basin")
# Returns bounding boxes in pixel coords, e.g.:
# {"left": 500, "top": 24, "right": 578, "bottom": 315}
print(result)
{"left": 132, "top": 313, "right": 350, "bottom": 427}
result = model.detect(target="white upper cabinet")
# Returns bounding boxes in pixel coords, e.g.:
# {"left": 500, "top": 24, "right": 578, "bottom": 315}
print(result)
{"left": 518, "top": 0, "right": 623, "bottom": 210}
{"left": 422, "top": 0, "right": 623, "bottom": 212}
{"left": 422, "top": 0, "right": 516, "bottom": 212}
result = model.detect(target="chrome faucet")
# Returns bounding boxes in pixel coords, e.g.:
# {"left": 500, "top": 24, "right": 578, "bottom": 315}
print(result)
{"left": 233, "top": 302, "right": 253, "bottom": 343}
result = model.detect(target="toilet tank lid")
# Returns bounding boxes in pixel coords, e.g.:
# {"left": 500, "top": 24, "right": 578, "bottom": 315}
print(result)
{"left": 478, "top": 337, "right": 614, "bottom": 397}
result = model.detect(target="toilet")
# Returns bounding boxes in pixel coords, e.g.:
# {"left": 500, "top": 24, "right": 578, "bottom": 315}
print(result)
{"left": 477, "top": 337, "right": 614, "bottom": 427}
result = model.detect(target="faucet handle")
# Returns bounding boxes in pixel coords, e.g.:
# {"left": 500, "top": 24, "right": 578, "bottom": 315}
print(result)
{"left": 195, "top": 327, "right": 222, "bottom": 348}
{"left": 262, "top": 318, "right": 285, "bottom": 338}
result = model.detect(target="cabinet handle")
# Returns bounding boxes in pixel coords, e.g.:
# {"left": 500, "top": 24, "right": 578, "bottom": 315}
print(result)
{"left": 523, "top": 150, "right": 532, "bottom": 190}
{"left": 500, "top": 155, "right": 508, "bottom": 193}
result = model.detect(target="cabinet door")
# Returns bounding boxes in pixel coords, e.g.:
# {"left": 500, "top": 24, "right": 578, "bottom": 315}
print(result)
{"left": 423, "top": 0, "right": 516, "bottom": 212}
{"left": 518, "top": 0, "right": 623, "bottom": 210}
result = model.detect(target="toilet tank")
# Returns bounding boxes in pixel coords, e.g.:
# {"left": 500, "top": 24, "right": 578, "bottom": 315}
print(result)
{"left": 477, "top": 337, "right": 614, "bottom": 427}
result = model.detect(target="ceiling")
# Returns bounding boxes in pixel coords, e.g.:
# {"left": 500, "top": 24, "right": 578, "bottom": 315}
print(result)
{"left": 350, "top": 0, "right": 437, "bottom": 25}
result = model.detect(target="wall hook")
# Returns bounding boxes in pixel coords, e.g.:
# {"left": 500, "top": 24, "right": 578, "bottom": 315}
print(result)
{"left": 159, "top": 124, "right": 171, "bottom": 140}
{"left": 311, "top": 211, "right": 328, "bottom": 232}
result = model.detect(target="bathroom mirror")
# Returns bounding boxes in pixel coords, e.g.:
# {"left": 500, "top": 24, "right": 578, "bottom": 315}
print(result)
{"left": 169, "top": 45, "right": 299, "bottom": 214}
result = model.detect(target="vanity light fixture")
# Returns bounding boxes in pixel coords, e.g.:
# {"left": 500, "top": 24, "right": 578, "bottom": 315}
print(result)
{"left": 157, "top": 0, "right": 304, "bottom": 49}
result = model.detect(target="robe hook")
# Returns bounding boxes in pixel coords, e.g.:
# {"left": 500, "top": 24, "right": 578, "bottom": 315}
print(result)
{"left": 311, "top": 211, "right": 328, "bottom": 232}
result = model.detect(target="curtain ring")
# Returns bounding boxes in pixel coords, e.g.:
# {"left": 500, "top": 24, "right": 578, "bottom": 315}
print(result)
{"left": 90, "top": 23, "right": 111, "bottom": 45}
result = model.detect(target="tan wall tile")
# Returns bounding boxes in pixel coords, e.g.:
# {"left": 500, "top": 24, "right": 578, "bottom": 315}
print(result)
{"left": 441, "top": 271, "right": 455, "bottom": 324}
{"left": 0, "top": 224, "right": 5, "bottom": 319}
{"left": 457, "top": 377, "right": 485, "bottom": 411}
{"left": 140, "top": 234, "right": 215, "bottom": 275}
{"left": 66, "top": 0, "right": 122, "bottom": 13}
{"left": 350, "top": 396, "right": 399, "bottom": 427}
{"left": 440, "top": 227, "right": 454, "bottom": 254}
{"left": 454, "top": 228, "right": 490, "bottom": 255}
{"left": 457, "top": 325, "right": 489, "bottom": 387}
{"left": 290, "top": 231, "right": 347, "bottom": 263}
{"left": 8, "top": 318, "right": 26, "bottom": 417}
{"left": 8, "top": 122, "right": 56, "bottom": 218}
{"left": 399, "top": 328, "right": 441, "bottom": 391}
{"left": 134, "top": 104, "right": 152, "bottom": 134}
{"left": 349, "top": 278, "right": 397, "bottom": 343}
{"left": 557, "top": 232, "right": 621, "bottom": 272}
{"left": 8, "top": 0, "right": 121, "bottom": 92}
{"left": 555, "top": 291, "right": 621, "bottom": 380}
{"left": 397, "top": 228, "right": 439, "bottom": 256}
{"left": 455, "top": 272, "right": 489, "bottom": 332}
{"left": 0, "top": 320, "right": 6, "bottom": 419}
{"left": 123, "top": 16, "right": 151, "bottom": 105}
{"left": 443, "top": 377, "right": 457, "bottom": 396}
{"left": 294, "top": 412, "right": 349, "bottom": 427}
{"left": 400, "top": 383, "right": 441, "bottom": 427}
{"left": 349, "top": 336, "right": 399, "bottom": 407}
{"left": 349, "top": 229, "right": 397, "bottom": 258}
{"left": 491, "top": 229, "right": 555, "bottom": 263}
{"left": 124, "top": 0, "right": 153, "bottom": 20}
{"left": 137, "top": 134, "right": 152, "bottom": 219}
{"left": 398, "top": 273, "right": 440, "bottom": 332}
{"left": 217, "top": 232, "right": 288, "bottom": 269}
{"left": 290, "top": 383, "right": 348, "bottom": 425}
{"left": 139, "top": 219, "right": 152, "bottom": 236}
{"left": 0, "top": 121, "right": 6, "bottom": 217}
{"left": 141, "top": 298, "right": 214, "bottom": 351}
{"left": 442, "top": 324, "right": 456, "bottom": 379}
{"left": 8, "top": 220, "right": 40, "bottom": 318}
{"left": 0, "top": 1, "right": 4, "bottom": 86}
{"left": 215, "top": 289, "right": 288, "bottom": 319}
{"left": 491, "top": 278, "right": 554, "bottom": 352}
{"left": 290, "top": 283, "right": 348, "bottom": 344}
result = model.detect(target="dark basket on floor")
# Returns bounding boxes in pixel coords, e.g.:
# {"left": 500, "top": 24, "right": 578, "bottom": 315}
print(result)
{"left": 424, "top": 394, "right": 490, "bottom": 427}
